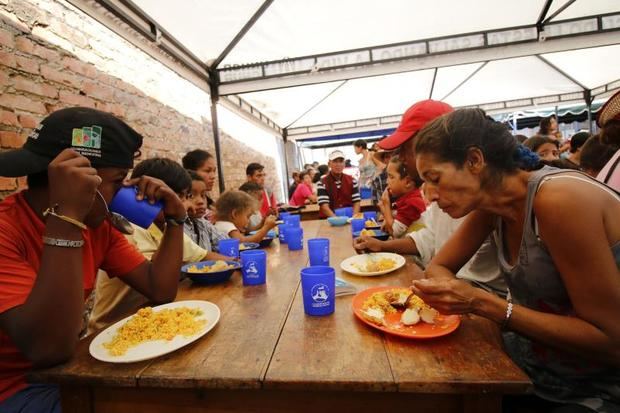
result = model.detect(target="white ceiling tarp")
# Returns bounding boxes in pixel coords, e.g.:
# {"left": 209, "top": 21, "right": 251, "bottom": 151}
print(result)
{"left": 126, "top": 0, "right": 620, "bottom": 139}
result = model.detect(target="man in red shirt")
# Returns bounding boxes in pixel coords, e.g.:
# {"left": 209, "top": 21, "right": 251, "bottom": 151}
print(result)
{"left": 0, "top": 107, "right": 186, "bottom": 412}
{"left": 316, "top": 150, "right": 361, "bottom": 218}
{"left": 246, "top": 162, "right": 277, "bottom": 217}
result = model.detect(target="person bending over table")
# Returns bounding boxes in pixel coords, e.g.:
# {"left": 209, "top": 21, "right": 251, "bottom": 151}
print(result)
{"left": 316, "top": 150, "right": 361, "bottom": 218}
{"left": 0, "top": 108, "right": 187, "bottom": 412}
{"left": 354, "top": 99, "right": 505, "bottom": 296}
{"left": 411, "top": 108, "right": 620, "bottom": 412}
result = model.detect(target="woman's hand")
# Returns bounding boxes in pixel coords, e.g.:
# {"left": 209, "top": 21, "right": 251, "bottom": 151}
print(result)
{"left": 411, "top": 278, "right": 482, "bottom": 315}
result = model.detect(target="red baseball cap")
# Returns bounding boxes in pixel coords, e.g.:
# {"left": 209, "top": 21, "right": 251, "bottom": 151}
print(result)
{"left": 378, "top": 100, "right": 454, "bottom": 150}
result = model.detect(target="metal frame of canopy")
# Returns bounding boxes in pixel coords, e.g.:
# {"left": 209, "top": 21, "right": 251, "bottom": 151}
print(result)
{"left": 64, "top": 0, "right": 620, "bottom": 196}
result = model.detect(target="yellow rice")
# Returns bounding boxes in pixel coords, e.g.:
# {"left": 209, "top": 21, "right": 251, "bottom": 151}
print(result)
{"left": 103, "top": 306, "right": 206, "bottom": 356}
{"left": 186, "top": 260, "right": 234, "bottom": 273}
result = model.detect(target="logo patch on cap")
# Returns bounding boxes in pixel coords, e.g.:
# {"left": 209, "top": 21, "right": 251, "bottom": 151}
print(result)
{"left": 28, "top": 124, "right": 43, "bottom": 141}
{"left": 72, "top": 125, "right": 102, "bottom": 158}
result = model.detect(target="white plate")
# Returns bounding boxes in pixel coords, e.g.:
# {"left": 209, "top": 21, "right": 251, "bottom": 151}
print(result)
{"left": 89, "top": 300, "right": 220, "bottom": 363}
{"left": 340, "top": 253, "right": 406, "bottom": 276}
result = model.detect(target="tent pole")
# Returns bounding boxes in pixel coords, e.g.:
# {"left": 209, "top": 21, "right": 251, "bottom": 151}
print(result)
{"left": 209, "top": 70, "right": 226, "bottom": 193}
{"left": 585, "top": 90, "right": 593, "bottom": 133}
{"left": 282, "top": 129, "right": 291, "bottom": 200}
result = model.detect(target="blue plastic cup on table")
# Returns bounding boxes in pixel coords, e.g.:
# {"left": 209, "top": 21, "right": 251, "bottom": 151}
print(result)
{"left": 279, "top": 212, "right": 291, "bottom": 220}
{"left": 285, "top": 226, "right": 303, "bottom": 251}
{"left": 109, "top": 186, "right": 163, "bottom": 229}
{"left": 334, "top": 208, "right": 348, "bottom": 217}
{"left": 285, "top": 214, "right": 300, "bottom": 228}
{"left": 218, "top": 238, "right": 240, "bottom": 258}
{"left": 308, "top": 238, "right": 329, "bottom": 266}
{"left": 278, "top": 223, "right": 290, "bottom": 244}
{"left": 351, "top": 218, "right": 365, "bottom": 234}
{"left": 345, "top": 207, "right": 353, "bottom": 217}
{"left": 363, "top": 211, "right": 377, "bottom": 222}
{"left": 300, "top": 266, "right": 335, "bottom": 316}
{"left": 240, "top": 250, "right": 267, "bottom": 286}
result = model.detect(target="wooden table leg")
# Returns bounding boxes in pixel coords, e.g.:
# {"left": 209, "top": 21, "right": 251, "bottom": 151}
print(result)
{"left": 463, "top": 394, "right": 502, "bottom": 413}
{"left": 60, "top": 385, "right": 92, "bottom": 413}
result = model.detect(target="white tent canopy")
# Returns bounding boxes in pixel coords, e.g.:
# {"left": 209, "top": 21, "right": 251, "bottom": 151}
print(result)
{"left": 70, "top": 0, "right": 620, "bottom": 143}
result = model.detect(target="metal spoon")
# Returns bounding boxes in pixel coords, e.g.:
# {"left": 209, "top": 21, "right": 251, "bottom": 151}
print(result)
{"left": 95, "top": 190, "right": 134, "bottom": 235}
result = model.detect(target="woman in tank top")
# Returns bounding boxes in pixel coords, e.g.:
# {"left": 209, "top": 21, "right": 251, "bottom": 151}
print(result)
{"left": 410, "top": 108, "right": 620, "bottom": 412}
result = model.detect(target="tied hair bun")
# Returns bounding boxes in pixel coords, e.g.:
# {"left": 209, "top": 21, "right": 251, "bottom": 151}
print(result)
{"left": 513, "top": 145, "right": 540, "bottom": 170}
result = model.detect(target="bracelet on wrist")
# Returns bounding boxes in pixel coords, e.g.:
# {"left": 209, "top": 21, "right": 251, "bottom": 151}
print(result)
{"left": 501, "top": 299, "right": 514, "bottom": 330}
{"left": 43, "top": 205, "right": 87, "bottom": 230}
{"left": 42, "top": 236, "right": 84, "bottom": 248}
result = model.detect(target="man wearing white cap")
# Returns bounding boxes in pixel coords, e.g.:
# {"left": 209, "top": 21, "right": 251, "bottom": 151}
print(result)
{"left": 316, "top": 150, "right": 361, "bottom": 218}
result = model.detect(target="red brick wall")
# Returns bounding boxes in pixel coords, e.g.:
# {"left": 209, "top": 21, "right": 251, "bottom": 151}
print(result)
{"left": 0, "top": 0, "right": 283, "bottom": 200}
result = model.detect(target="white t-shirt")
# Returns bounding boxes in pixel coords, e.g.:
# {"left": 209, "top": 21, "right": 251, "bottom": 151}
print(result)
{"left": 214, "top": 220, "right": 238, "bottom": 236}
{"left": 249, "top": 211, "right": 262, "bottom": 229}
{"left": 408, "top": 203, "right": 506, "bottom": 295}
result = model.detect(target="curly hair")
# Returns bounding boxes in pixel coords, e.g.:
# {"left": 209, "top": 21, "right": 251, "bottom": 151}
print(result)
{"left": 215, "top": 190, "right": 257, "bottom": 221}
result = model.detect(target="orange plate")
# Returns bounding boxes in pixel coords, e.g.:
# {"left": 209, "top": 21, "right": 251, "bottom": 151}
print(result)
{"left": 352, "top": 286, "right": 461, "bottom": 339}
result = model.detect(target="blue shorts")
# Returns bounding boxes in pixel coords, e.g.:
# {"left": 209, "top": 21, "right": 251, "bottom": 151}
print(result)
{"left": 0, "top": 384, "right": 61, "bottom": 413}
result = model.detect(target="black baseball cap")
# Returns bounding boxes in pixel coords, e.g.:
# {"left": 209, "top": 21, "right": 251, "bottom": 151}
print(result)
{"left": 0, "top": 107, "right": 143, "bottom": 177}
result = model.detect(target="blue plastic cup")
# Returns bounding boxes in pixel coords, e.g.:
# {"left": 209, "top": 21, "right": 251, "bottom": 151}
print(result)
{"left": 334, "top": 208, "right": 348, "bottom": 217}
{"left": 109, "top": 186, "right": 163, "bottom": 229}
{"left": 345, "top": 207, "right": 353, "bottom": 217}
{"left": 279, "top": 212, "right": 291, "bottom": 220}
{"left": 300, "top": 266, "right": 335, "bottom": 316}
{"left": 285, "top": 214, "right": 301, "bottom": 228}
{"left": 218, "top": 238, "right": 240, "bottom": 258}
{"left": 240, "top": 250, "right": 266, "bottom": 286}
{"left": 308, "top": 238, "right": 329, "bottom": 266}
{"left": 278, "top": 223, "right": 291, "bottom": 244}
{"left": 363, "top": 211, "right": 377, "bottom": 222}
{"left": 351, "top": 218, "right": 365, "bottom": 234}
{"left": 285, "top": 226, "right": 303, "bottom": 251}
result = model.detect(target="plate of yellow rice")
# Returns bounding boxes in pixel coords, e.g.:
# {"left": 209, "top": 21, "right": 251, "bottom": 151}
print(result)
{"left": 340, "top": 253, "right": 405, "bottom": 276}
{"left": 89, "top": 300, "right": 220, "bottom": 363}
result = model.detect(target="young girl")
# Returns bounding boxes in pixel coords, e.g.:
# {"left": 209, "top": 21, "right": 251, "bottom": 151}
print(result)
{"left": 239, "top": 181, "right": 269, "bottom": 232}
{"left": 184, "top": 171, "right": 228, "bottom": 251}
{"left": 289, "top": 171, "right": 318, "bottom": 207}
{"left": 381, "top": 156, "right": 426, "bottom": 238}
{"left": 214, "top": 190, "right": 277, "bottom": 243}
{"left": 182, "top": 149, "right": 218, "bottom": 220}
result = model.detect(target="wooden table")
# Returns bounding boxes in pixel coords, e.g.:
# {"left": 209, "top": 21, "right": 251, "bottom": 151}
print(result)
{"left": 295, "top": 199, "right": 374, "bottom": 220}
{"left": 31, "top": 220, "right": 531, "bottom": 413}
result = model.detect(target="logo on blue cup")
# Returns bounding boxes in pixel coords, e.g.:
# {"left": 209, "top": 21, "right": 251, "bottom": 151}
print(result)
{"left": 244, "top": 261, "right": 259, "bottom": 278}
{"left": 322, "top": 247, "right": 329, "bottom": 263}
{"left": 311, "top": 283, "right": 330, "bottom": 307}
